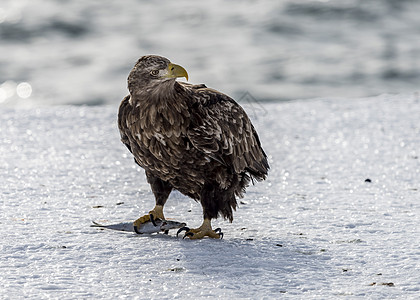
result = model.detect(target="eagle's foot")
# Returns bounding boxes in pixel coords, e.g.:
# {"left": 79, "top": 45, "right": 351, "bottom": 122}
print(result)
{"left": 133, "top": 205, "right": 165, "bottom": 228}
{"left": 177, "top": 219, "right": 223, "bottom": 239}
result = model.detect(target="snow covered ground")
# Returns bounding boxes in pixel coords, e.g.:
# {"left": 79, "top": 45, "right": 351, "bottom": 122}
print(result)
{"left": 1, "top": 94, "right": 419, "bottom": 299}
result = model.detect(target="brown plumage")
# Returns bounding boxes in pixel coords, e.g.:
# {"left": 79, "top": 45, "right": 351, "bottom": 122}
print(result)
{"left": 118, "top": 55, "right": 268, "bottom": 238}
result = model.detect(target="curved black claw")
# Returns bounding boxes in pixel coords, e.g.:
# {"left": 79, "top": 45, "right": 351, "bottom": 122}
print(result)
{"left": 177, "top": 226, "right": 190, "bottom": 238}
{"left": 214, "top": 228, "right": 223, "bottom": 239}
{"left": 149, "top": 213, "right": 158, "bottom": 227}
{"left": 133, "top": 226, "right": 142, "bottom": 234}
{"left": 183, "top": 231, "right": 194, "bottom": 239}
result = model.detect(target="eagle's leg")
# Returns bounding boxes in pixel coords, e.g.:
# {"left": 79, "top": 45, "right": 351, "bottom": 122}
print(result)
{"left": 178, "top": 218, "right": 222, "bottom": 239}
{"left": 177, "top": 182, "right": 224, "bottom": 239}
{"left": 133, "top": 172, "right": 173, "bottom": 228}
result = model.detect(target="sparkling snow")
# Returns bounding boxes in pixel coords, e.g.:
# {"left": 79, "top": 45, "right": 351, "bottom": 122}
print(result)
{"left": 1, "top": 94, "right": 419, "bottom": 298}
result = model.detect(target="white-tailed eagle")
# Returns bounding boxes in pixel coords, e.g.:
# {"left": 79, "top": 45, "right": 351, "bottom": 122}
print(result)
{"left": 118, "top": 55, "right": 269, "bottom": 239}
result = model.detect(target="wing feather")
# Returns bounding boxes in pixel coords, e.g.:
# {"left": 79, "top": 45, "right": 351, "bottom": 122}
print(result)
{"left": 184, "top": 85, "right": 269, "bottom": 180}
{"left": 119, "top": 84, "right": 269, "bottom": 183}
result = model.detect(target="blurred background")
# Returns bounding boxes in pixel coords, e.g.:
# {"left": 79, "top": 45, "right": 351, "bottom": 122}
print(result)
{"left": 0, "top": 0, "right": 419, "bottom": 108}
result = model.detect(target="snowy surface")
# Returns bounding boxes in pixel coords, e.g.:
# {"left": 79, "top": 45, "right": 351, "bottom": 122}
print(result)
{"left": 1, "top": 94, "right": 419, "bottom": 299}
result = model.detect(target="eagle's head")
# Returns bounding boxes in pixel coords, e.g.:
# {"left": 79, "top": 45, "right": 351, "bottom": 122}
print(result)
{"left": 128, "top": 55, "right": 188, "bottom": 97}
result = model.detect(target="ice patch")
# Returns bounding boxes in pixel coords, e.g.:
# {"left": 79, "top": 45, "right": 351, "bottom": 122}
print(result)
{"left": 1, "top": 94, "right": 419, "bottom": 298}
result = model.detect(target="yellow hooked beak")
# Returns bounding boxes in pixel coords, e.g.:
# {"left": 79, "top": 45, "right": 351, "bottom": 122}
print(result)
{"left": 165, "top": 63, "right": 188, "bottom": 81}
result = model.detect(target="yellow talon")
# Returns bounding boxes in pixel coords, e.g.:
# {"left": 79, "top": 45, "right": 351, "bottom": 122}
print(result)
{"left": 188, "top": 230, "right": 221, "bottom": 239}
{"left": 133, "top": 205, "right": 165, "bottom": 227}
{"left": 179, "top": 219, "right": 223, "bottom": 239}
{"left": 133, "top": 214, "right": 151, "bottom": 227}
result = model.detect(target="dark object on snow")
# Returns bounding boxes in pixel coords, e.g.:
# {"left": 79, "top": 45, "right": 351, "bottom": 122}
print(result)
{"left": 369, "top": 282, "right": 394, "bottom": 287}
{"left": 365, "top": 178, "right": 372, "bottom": 183}
{"left": 118, "top": 55, "right": 269, "bottom": 239}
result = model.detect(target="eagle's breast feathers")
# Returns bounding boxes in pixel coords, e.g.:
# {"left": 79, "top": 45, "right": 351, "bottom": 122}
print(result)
{"left": 118, "top": 81, "right": 268, "bottom": 198}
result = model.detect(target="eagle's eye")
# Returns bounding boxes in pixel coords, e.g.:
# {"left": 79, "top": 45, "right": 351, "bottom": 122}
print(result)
{"left": 150, "top": 70, "right": 159, "bottom": 76}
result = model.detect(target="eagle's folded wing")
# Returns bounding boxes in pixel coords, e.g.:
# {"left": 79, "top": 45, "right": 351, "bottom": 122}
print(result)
{"left": 185, "top": 87, "right": 269, "bottom": 181}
